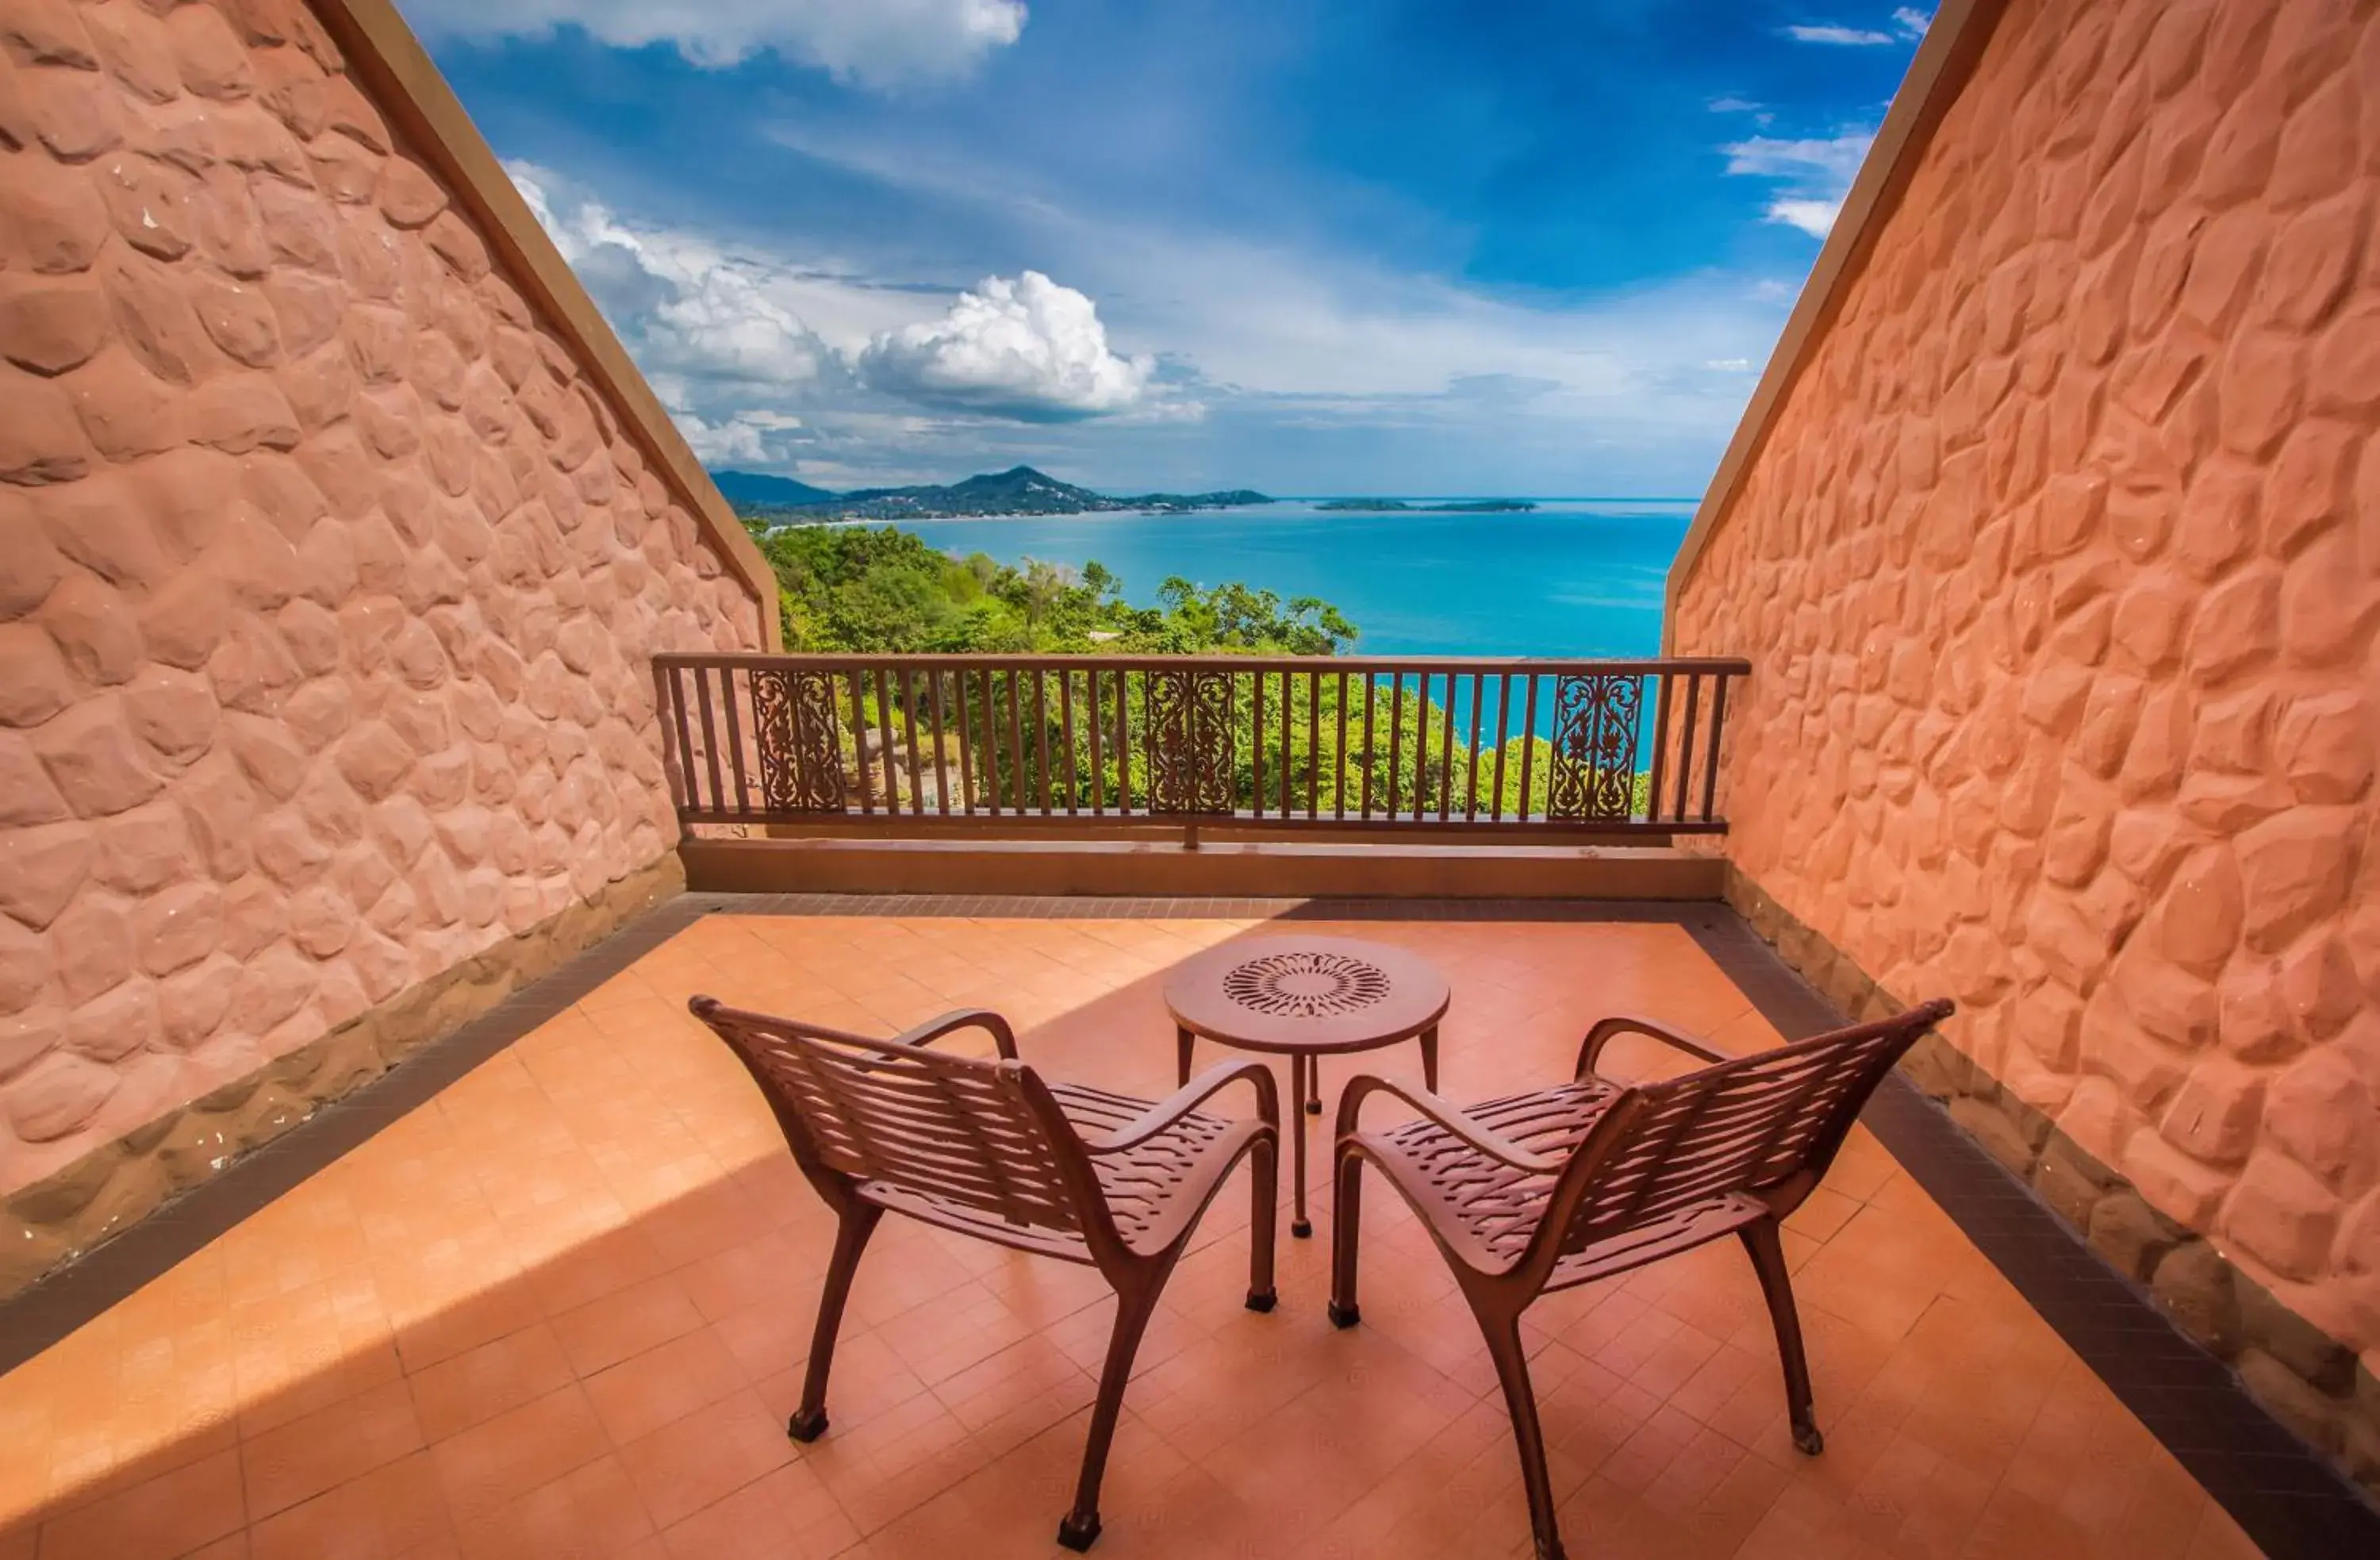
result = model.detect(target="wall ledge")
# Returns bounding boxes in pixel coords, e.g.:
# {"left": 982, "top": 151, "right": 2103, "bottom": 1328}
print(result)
{"left": 306, "top": 0, "right": 781, "bottom": 650}
{"left": 1662, "top": 0, "right": 2012, "bottom": 644}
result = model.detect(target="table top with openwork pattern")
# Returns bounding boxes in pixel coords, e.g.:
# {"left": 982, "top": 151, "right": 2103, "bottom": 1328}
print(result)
{"left": 1163, "top": 935, "right": 1449, "bottom": 1055}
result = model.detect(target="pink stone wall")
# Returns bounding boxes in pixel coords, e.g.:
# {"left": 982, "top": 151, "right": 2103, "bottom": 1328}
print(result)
{"left": 0, "top": 0, "right": 761, "bottom": 1193}
{"left": 1672, "top": 0, "right": 2380, "bottom": 1362}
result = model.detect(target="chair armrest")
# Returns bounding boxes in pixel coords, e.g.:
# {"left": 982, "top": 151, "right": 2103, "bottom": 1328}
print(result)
{"left": 1334, "top": 1074, "right": 1564, "bottom": 1175}
{"left": 892, "top": 1009, "right": 1020, "bottom": 1059}
{"left": 1086, "top": 1060, "right": 1280, "bottom": 1152}
{"left": 1576, "top": 1015, "right": 1730, "bottom": 1079}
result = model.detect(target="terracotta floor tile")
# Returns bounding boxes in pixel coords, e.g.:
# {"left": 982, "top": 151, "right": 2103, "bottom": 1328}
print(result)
{"left": 231, "top": 1316, "right": 403, "bottom": 1439}
{"left": 797, "top": 1390, "right": 983, "bottom": 1533}
{"left": 388, "top": 1281, "right": 548, "bottom": 1377}
{"left": 428, "top": 1385, "right": 611, "bottom": 1522}
{"left": 709, "top": 1292, "right": 824, "bottom": 1385}
{"left": 0, "top": 914, "right": 2282, "bottom": 1560}
{"left": 583, "top": 1326, "right": 750, "bottom": 1447}
{"left": 674, "top": 1232, "right": 811, "bottom": 1324}
{"left": 405, "top": 1323, "right": 578, "bottom": 1444}
{"left": 246, "top": 1451, "right": 453, "bottom": 1560}
{"left": 450, "top": 1454, "right": 655, "bottom": 1560}
{"left": 521, "top": 1226, "right": 675, "bottom": 1320}
{"left": 616, "top": 1388, "right": 797, "bottom": 1530}
{"left": 551, "top": 1274, "right": 706, "bottom": 1378}
{"left": 930, "top": 1335, "right": 1094, "bottom": 1439}
{"left": 241, "top": 1377, "right": 425, "bottom": 1520}
{"left": 29, "top": 1447, "right": 245, "bottom": 1560}
{"left": 1733, "top": 1479, "right": 1896, "bottom": 1560}
{"left": 757, "top": 1326, "right": 934, "bottom": 1435}
{"left": 657, "top": 1462, "right": 858, "bottom": 1560}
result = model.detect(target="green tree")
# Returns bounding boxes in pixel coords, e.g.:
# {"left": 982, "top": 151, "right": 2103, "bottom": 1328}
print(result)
{"left": 735, "top": 518, "right": 1650, "bottom": 820}
{"left": 741, "top": 520, "right": 1358, "bottom": 657}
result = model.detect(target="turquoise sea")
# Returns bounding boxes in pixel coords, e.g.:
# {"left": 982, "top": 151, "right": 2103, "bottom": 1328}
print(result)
{"left": 892, "top": 498, "right": 1696, "bottom": 659}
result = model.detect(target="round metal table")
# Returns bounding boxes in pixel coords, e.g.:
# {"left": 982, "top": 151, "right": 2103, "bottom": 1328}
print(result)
{"left": 1164, "top": 936, "right": 1449, "bottom": 1237}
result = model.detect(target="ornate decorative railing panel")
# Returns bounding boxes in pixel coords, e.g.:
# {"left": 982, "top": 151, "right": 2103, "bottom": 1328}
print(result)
{"left": 653, "top": 654, "right": 1752, "bottom": 839}
{"left": 1143, "top": 667, "right": 1238, "bottom": 815}
{"left": 1546, "top": 672, "right": 1645, "bottom": 822}
{"left": 749, "top": 667, "right": 848, "bottom": 813}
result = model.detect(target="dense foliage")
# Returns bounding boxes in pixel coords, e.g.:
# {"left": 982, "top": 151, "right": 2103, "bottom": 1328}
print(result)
{"left": 747, "top": 521, "right": 1356, "bottom": 655}
{"left": 739, "top": 519, "right": 1650, "bottom": 820}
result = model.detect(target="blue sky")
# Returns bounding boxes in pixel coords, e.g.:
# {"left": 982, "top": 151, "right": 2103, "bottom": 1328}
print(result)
{"left": 398, "top": 1, "right": 1932, "bottom": 495}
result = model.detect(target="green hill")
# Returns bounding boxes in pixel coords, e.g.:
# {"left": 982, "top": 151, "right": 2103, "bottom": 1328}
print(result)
{"left": 717, "top": 465, "right": 1272, "bottom": 522}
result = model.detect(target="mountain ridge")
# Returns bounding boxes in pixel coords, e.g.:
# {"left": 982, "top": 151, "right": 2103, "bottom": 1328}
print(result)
{"left": 711, "top": 465, "right": 1272, "bottom": 521}
{"left": 708, "top": 470, "right": 839, "bottom": 507}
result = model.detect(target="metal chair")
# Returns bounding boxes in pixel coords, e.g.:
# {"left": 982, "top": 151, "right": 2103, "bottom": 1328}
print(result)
{"left": 690, "top": 997, "right": 1280, "bottom": 1550}
{"left": 1329, "top": 999, "right": 1955, "bottom": 1560}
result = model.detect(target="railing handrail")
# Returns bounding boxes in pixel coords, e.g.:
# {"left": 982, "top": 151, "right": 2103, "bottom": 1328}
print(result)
{"left": 655, "top": 651, "right": 1754, "bottom": 675}
{"left": 651, "top": 650, "right": 1750, "bottom": 839}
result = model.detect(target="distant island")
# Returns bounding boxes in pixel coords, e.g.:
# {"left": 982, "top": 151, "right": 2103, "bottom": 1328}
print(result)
{"left": 1315, "top": 498, "right": 1537, "bottom": 513}
{"left": 712, "top": 465, "right": 1273, "bottom": 522}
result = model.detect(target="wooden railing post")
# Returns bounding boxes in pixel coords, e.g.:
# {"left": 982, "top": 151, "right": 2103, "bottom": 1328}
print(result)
{"left": 652, "top": 661, "right": 688, "bottom": 822}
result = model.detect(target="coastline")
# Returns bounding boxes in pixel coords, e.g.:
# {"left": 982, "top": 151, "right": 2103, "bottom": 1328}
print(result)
{"left": 877, "top": 501, "right": 1691, "bottom": 661}
{"left": 785, "top": 497, "right": 1700, "bottom": 529}
{"left": 800, "top": 507, "right": 1226, "bottom": 528}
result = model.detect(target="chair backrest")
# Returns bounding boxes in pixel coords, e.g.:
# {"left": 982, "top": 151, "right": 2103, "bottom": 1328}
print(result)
{"left": 693, "top": 1001, "right": 1084, "bottom": 1236}
{"left": 1558, "top": 1000, "right": 1952, "bottom": 1256}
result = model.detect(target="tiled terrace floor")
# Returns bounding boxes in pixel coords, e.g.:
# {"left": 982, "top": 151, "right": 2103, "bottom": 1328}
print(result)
{"left": 0, "top": 911, "right": 2265, "bottom": 1559}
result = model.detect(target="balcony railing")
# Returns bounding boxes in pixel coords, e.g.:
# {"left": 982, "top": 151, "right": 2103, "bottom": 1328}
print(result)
{"left": 653, "top": 654, "right": 1752, "bottom": 841}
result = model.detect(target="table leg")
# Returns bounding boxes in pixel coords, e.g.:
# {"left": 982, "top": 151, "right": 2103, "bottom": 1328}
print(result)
{"left": 1177, "top": 1027, "right": 1193, "bottom": 1088}
{"left": 1420, "top": 1026, "right": 1439, "bottom": 1093}
{"left": 1290, "top": 1053, "right": 1311, "bottom": 1239}
{"left": 1306, "top": 1055, "right": 1322, "bottom": 1114}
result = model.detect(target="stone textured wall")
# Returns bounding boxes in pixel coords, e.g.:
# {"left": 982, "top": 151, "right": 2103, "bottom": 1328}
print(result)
{"left": 1672, "top": 0, "right": 2380, "bottom": 1454}
{"left": 0, "top": 0, "right": 761, "bottom": 1200}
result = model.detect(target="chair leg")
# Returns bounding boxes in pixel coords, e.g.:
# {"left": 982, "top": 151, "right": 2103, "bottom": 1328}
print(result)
{"left": 1290, "top": 1055, "right": 1312, "bottom": 1239}
{"left": 1476, "top": 1304, "right": 1566, "bottom": 1560}
{"left": 1739, "top": 1217, "right": 1822, "bottom": 1454}
{"left": 788, "top": 1202, "right": 881, "bottom": 1442}
{"left": 1059, "top": 1277, "right": 1169, "bottom": 1550}
{"left": 1246, "top": 1133, "right": 1279, "bottom": 1312}
{"left": 1327, "top": 1151, "right": 1362, "bottom": 1328}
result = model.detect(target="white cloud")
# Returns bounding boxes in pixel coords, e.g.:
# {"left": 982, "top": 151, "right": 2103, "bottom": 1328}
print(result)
{"left": 1893, "top": 7, "right": 1933, "bottom": 37}
{"left": 1705, "top": 358, "right": 1754, "bottom": 372}
{"left": 500, "top": 145, "right": 1797, "bottom": 492}
{"left": 1722, "top": 131, "right": 1875, "bottom": 238}
{"left": 400, "top": 0, "right": 1026, "bottom": 83}
{"left": 1722, "top": 133, "right": 1875, "bottom": 186}
{"left": 512, "top": 164, "right": 835, "bottom": 385}
{"left": 665, "top": 404, "right": 812, "bottom": 464}
{"left": 1764, "top": 199, "right": 1842, "bottom": 237}
{"left": 671, "top": 410, "right": 789, "bottom": 464}
{"left": 754, "top": 122, "right": 1780, "bottom": 418}
{"left": 1785, "top": 24, "right": 1894, "bottom": 44}
{"left": 858, "top": 272, "right": 1164, "bottom": 421}
{"left": 1708, "top": 96, "right": 1761, "bottom": 113}
{"left": 511, "top": 161, "right": 1189, "bottom": 459}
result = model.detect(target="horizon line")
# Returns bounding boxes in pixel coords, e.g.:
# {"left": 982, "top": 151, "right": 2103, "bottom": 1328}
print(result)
{"left": 707, "top": 467, "right": 1702, "bottom": 505}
